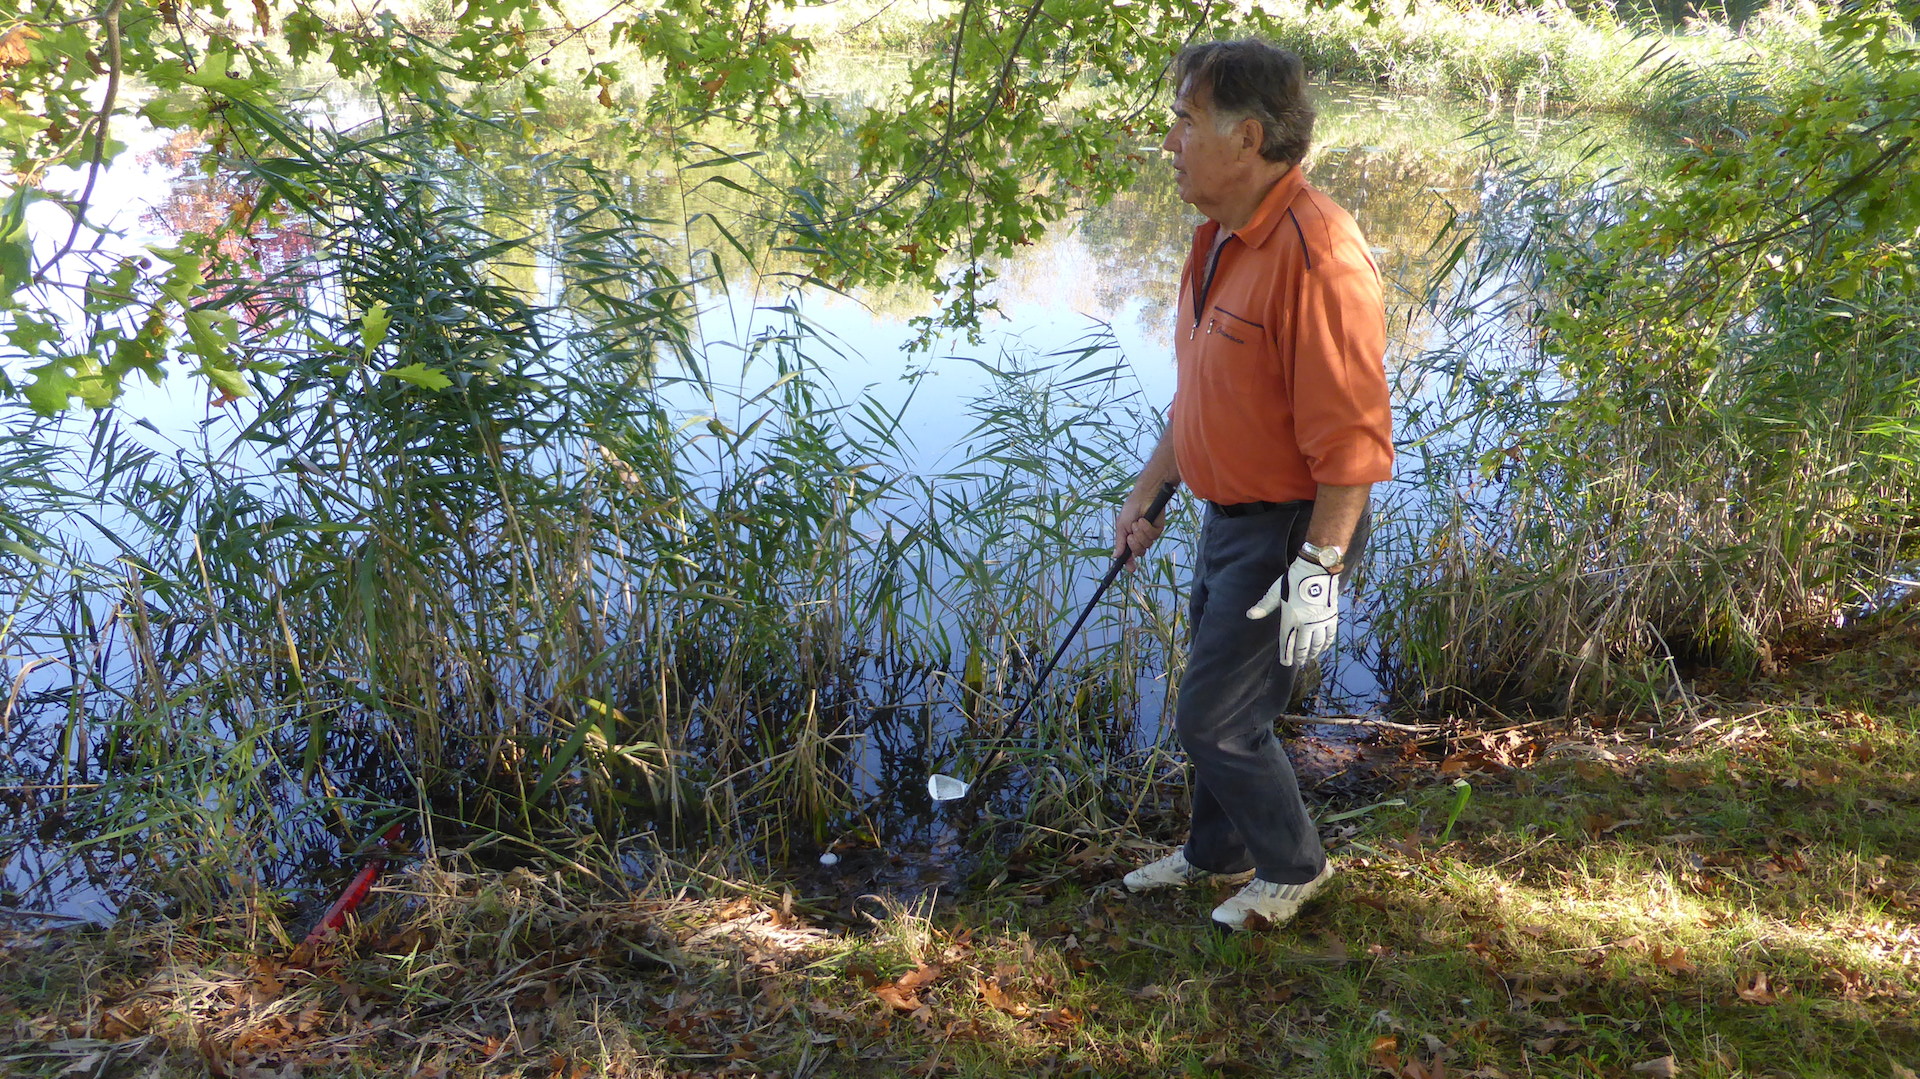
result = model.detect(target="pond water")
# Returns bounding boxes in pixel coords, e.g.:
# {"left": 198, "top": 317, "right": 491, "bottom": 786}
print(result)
{"left": 0, "top": 70, "right": 1664, "bottom": 921}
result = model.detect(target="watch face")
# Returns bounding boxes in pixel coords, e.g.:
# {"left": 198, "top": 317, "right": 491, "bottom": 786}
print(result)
{"left": 1303, "top": 543, "right": 1343, "bottom": 570}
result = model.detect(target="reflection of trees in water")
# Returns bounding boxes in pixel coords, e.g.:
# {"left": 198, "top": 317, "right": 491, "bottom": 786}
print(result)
{"left": 140, "top": 77, "right": 1637, "bottom": 354}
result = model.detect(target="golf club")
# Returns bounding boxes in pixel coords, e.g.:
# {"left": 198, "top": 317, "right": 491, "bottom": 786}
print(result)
{"left": 928, "top": 480, "right": 1178, "bottom": 803}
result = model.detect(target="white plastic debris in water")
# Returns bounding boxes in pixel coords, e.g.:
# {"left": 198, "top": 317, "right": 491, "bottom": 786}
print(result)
{"left": 818, "top": 852, "right": 840, "bottom": 866}
{"left": 926, "top": 773, "right": 971, "bottom": 802}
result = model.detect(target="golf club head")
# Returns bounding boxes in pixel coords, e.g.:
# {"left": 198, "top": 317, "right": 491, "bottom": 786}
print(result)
{"left": 926, "top": 773, "right": 971, "bottom": 802}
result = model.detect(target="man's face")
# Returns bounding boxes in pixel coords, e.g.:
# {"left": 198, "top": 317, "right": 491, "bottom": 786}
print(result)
{"left": 1161, "top": 80, "right": 1254, "bottom": 212}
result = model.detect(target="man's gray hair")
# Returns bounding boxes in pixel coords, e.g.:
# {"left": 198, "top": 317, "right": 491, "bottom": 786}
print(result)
{"left": 1174, "top": 40, "right": 1316, "bottom": 166}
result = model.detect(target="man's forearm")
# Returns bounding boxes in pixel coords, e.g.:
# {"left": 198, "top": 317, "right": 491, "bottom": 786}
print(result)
{"left": 1305, "top": 483, "right": 1371, "bottom": 550}
{"left": 1129, "top": 426, "right": 1181, "bottom": 503}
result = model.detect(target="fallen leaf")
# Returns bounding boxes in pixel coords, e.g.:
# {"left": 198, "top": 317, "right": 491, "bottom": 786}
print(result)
{"left": 896, "top": 963, "right": 943, "bottom": 992}
{"left": 1512, "top": 984, "right": 1565, "bottom": 1008}
{"left": 1736, "top": 971, "right": 1779, "bottom": 1005}
{"left": 1539, "top": 1018, "right": 1578, "bottom": 1033}
{"left": 873, "top": 984, "right": 923, "bottom": 1012}
{"left": 1369, "top": 1034, "right": 1402, "bottom": 1074}
{"left": 1038, "top": 1005, "right": 1083, "bottom": 1031}
{"left": 1889, "top": 1063, "right": 1917, "bottom": 1079}
{"left": 1631, "top": 1056, "right": 1680, "bottom": 1077}
{"left": 1651, "top": 946, "right": 1697, "bottom": 975}
{"left": 977, "top": 978, "right": 1027, "bottom": 1016}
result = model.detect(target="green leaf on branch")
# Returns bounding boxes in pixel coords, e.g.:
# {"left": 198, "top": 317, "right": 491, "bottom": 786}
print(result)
{"left": 360, "top": 302, "right": 392, "bottom": 359}
{"left": 22, "top": 363, "right": 75, "bottom": 416}
{"left": 202, "top": 364, "right": 253, "bottom": 402}
{"left": 380, "top": 363, "right": 454, "bottom": 391}
{"left": 0, "top": 189, "right": 32, "bottom": 294}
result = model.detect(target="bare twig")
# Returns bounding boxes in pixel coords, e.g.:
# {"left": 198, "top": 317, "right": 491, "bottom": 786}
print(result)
{"left": 33, "top": 0, "right": 125, "bottom": 284}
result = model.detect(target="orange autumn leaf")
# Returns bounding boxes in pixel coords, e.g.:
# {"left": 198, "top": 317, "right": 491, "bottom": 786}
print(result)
{"left": 1651, "top": 946, "right": 1697, "bottom": 975}
{"left": 1038, "top": 1005, "right": 1083, "bottom": 1030}
{"left": 896, "top": 963, "right": 943, "bottom": 992}
{"left": 977, "top": 978, "right": 1027, "bottom": 1016}
{"left": 1370, "top": 1034, "right": 1403, "bottom": 1074}
{"left": 0, "top": 25, "right": 38, "bottom": 69}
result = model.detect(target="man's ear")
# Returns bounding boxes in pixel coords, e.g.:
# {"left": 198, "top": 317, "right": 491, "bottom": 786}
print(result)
{"left": 1238, "top": 115, "right": 1265, "bottom": 157}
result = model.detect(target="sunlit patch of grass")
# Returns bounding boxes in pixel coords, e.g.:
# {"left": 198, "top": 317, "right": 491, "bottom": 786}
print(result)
{"left": 6, "top": 655, "right": 1919, "bottom": 1077}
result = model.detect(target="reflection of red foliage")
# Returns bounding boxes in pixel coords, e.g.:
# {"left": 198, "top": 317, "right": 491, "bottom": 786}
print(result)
{"left": 141, "top": 131, "right": 320, "bottom": 333}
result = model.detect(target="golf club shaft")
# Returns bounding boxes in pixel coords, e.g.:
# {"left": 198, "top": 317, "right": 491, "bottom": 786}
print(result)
{"left": 957, "top": 480, "right": 1178, "bottom": 796}
{"left": 1008, "top": 480, "right": 1178, "bottom": 729}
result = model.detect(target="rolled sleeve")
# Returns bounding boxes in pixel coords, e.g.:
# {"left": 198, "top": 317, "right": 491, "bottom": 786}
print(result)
{"left": 1288, "top": 250, "right": 1393, "bottom": 487}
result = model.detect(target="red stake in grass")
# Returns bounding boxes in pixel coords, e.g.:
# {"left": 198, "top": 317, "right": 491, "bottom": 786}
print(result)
{"left": 304, "top": 821, "right": 404, "bottom": 945}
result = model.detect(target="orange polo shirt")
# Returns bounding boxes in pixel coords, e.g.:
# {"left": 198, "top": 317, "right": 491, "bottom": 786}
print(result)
{"left": 1169, "top": 167, "right": 1393, "bottom": 505}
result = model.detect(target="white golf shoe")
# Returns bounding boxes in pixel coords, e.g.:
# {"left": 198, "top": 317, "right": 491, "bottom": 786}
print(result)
{"left": 1122, "top": 849, "right": 1255, "bottom": 893}
{"left": 1210, "top": 860, "right": 1335, "bottom": 929}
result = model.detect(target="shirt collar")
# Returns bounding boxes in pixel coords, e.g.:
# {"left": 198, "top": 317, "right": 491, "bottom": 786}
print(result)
{"left": 1229, "top": 165, "right": 1306, "bottom": 250}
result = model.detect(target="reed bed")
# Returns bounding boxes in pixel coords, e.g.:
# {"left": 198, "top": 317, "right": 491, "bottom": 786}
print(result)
{"left": 0, "top": 113, "right": 1185, "bottom": 917}
{"left": 1374, "top": 23, "right": 1920, "bottom": 712}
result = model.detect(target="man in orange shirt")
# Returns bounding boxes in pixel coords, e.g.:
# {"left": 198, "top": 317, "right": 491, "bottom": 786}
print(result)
{"left": 1114, "top": 40, "right": 1393, "bottom": 930}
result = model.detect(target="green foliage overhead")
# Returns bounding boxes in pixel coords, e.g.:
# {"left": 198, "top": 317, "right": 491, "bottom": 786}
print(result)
{"left": 0, "top": 0, "right": 1238, "bottom": 414}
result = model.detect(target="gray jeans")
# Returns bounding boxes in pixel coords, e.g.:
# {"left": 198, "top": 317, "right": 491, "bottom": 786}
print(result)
{"left": 1178, "top": 501, "right": 1368, "bottom": 885}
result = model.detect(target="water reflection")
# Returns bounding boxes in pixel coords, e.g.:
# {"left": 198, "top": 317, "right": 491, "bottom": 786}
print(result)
{"left": 0, "top": 76, "right": 1659, "bottom": 920}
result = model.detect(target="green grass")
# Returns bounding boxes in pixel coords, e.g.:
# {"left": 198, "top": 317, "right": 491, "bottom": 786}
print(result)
{"left": 5, "top": 625, "right": 1916, "bottom": 1077}
{"left": 1238, "top": 0, "right": 1831, "bottom": 125}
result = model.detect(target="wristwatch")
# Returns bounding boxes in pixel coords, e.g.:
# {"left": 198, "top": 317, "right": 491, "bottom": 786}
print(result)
{"left": 1300, "top": 541, "right": 1346, "bottom": 574}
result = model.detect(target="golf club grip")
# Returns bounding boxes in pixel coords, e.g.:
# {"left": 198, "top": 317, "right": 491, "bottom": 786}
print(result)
{"left": 1127, "top": 479, "right": 1179, "bottom": 565}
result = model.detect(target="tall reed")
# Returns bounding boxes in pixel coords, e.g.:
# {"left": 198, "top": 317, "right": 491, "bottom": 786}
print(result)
{"left": 1376, "top": 26, "right": 1920, "bottom": 711}
{"left": 0, "top": 109, "right": 1190, "bottom": 913}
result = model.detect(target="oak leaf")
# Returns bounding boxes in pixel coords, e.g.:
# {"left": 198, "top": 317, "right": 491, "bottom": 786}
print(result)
{"left": 873, "top": 984, "right": 923, "bottom": 1012}
{"left": 0, "top": 26, "right": 38, "bottom": 69}
{"left": 977, "top": 978, "right": 1027, "bottom": 1016}
{"left": 896, "top": 963, "right": 943, "bottom": 992}
{"left": 1651, "top": 946, "right": 1697, "bottom": 975}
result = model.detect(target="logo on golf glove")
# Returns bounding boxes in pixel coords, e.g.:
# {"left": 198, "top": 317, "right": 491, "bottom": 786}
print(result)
{"left": 1246, "top": 556, "right": 1339, "bottom": 667}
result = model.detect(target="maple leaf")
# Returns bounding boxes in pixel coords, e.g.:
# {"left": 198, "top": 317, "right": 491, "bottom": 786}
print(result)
{"left": 0, "top": 25, "right": 39, "bottom": 69}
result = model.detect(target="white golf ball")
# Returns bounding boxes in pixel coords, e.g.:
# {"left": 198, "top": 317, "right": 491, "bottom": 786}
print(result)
{"left": 819, "top": 852, "right": 840, "bottom": 866}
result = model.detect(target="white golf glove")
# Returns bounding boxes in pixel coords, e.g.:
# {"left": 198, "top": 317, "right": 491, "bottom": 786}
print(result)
{"left": 1246, "top": 556, "right": 1339, "bottom": 667}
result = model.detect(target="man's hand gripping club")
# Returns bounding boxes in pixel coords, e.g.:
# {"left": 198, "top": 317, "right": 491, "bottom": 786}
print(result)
{"left": 1246, "top": 553, "right": 1339, "bottom": 668}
